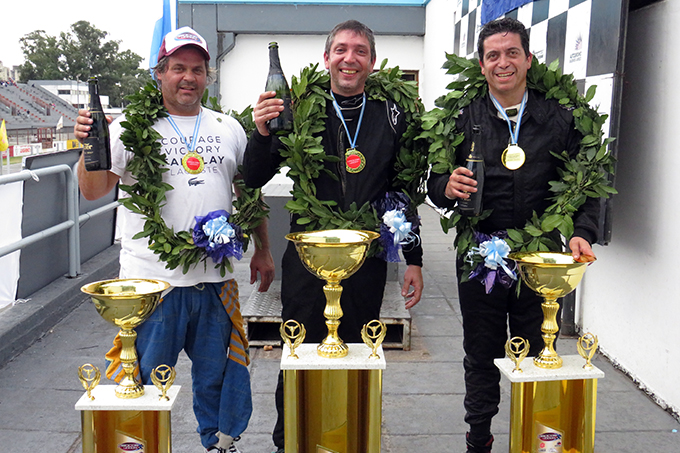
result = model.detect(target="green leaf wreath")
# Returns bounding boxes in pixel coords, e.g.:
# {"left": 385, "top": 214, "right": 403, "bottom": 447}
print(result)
{"left": 117, "top": 82, "right": 268, "bottom": 277}
{"left": 277, "top": 59, "right": 429, "bottom": 236}
{"left": 420, "top": 54, "right": 617, "bottom": 280}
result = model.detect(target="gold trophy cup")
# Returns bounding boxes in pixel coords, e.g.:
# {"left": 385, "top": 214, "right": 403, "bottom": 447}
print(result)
{"left": 81, "top": 278, "right": 170, "bottom": 398}
{"left": 509, "top": 251, "right": 594, "bottom": 369}
{"left": 286, "top": 229, "right": 380, "bottom": 358}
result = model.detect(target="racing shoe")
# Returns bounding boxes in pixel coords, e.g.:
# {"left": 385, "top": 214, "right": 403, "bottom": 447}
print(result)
{"left": 466, "top": 432, "right": 494, "bottom": 453}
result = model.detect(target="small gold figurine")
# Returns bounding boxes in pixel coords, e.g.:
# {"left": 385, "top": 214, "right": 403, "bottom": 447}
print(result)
{"left": 280, "top": 320, "right": 306, "bottom": 359}
{"left": 151, "top": 364, "right": 176, "bottom": 401}
{"left": 577, "top": 332, "right": 598, "bottom": 369}
{"left": 505, "top": 337, "right": 530, "bottom": 373}
{"left": 78, "top": 363, "right": 101, "bottom": 400}
{"left": 361, "top": 319, "right": 386, "bottom": 359}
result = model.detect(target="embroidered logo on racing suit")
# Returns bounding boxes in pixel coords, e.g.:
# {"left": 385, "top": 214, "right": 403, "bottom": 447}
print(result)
{"left": 390, "top": 103, "right": 400, "bottom": 126}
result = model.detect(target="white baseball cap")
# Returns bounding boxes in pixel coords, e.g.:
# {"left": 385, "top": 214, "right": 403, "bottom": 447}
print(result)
{"left": 158, "top": 26, "right": 210, "bottom": 61}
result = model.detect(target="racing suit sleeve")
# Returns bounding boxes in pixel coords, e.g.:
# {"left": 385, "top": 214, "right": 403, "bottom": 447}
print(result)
{"left": 242, "top": 129, "right": 285, "bottom": 189}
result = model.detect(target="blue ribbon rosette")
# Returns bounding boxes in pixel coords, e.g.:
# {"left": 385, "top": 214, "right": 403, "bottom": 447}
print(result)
{"left": 466, "top": 231, "right": 517, "bottom": 294}
{"left": 373, "top": 192, "right": 421, "bottom": 262}
{"left": 192, "top": 210, "right": 244, "bottom": 264}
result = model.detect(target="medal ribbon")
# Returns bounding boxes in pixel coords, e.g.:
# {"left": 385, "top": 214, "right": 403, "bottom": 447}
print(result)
{"left": 167, "top": 111, "right": 202, "bottom": 152}
{"left": 331, "top": 92, "right": 366, "bottom": 150}
{"left": 490, "top": 90, "right": 528, "bottom": 146}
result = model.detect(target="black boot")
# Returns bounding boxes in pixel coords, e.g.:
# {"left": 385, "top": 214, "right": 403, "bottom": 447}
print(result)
{"left": 466, "top": 432, "right": 494, "bottom": 453}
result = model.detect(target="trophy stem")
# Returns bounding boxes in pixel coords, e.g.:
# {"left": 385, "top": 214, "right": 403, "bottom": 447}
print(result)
{"left": 533, "top": 297, "right": 563, "bottom": 369}
{"left": 116, "top": 328, "right": 145, "bottom": 398}
{"left": 317, "top": 282, "right": 349, "bottom": 358}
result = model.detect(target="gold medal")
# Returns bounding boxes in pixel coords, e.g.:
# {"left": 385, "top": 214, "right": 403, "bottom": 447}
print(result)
{"left": 501, "top": 144, "right": 526, "bottom": 170}
{"left": 182, "top": 152, "right": 205, "bottom": 174}
{"left": 345, "top": 148, "right": 366, "bottom": 173}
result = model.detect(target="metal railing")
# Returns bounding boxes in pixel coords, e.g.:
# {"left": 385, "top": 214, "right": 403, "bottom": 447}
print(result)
{"left": 0, "top": 164, "right": 118, "bottom": 277}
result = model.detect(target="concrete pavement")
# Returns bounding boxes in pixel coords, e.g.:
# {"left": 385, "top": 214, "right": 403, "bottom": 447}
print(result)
{"left": 0, "top": 204, "right": 678, "bottom": 453}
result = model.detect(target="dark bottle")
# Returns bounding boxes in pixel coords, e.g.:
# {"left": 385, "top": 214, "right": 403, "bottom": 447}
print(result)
{"left": 265, "top": 42, "right": 293, "bottom": 133}
{"left": 82, "top": 77, "right": 111, "bottom": 171}
{"left": 458, "top": 125, "right": 485, "bottom": 216}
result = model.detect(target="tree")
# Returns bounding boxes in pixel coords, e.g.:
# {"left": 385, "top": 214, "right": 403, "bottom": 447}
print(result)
{"left": 18, "top": 31, "right": 63, "bottom": 80}
{"left": 19, "top": 21, "right": 152, "bottom": 106}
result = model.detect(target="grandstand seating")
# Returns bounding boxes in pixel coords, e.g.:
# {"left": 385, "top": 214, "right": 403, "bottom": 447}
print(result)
{"left": 0, "top": 81, "right": 78, "bottom": 131}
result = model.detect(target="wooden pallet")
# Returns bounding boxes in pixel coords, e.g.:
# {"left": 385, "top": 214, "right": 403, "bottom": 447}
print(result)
{"left": 242, "top": 281, "right": 411, "bottom": 350}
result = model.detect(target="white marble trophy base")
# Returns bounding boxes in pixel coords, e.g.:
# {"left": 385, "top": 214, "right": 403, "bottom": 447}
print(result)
{"left": 75, "top": 385, "right": 181, "bottom": 411}
{"left": 281, "top": 343, "right": 386, "bottom": 370}
{"left": 495, "top": 354, "right": 604, "bottom": 382}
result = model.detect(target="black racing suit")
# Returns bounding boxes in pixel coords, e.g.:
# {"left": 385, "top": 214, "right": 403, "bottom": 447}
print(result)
{"left": 243, "top": 92, "right": 423, "bottom": 448}
{"left": 427, "top": 89, "right": 599, "bottom": 439}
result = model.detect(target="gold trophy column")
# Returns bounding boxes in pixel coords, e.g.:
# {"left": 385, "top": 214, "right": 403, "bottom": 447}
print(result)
{"left": 497, "top": 356, "right": 603, "bottom": 453}
{"left": 77, "top": 279, "right": 180, "bottom": 452}
{"left": 283, "top": 230, "right": 384, "bottom": 452}
{"left": 76, "top": 384, "right": 180, "bottom": 453}
{"left": 286, "top": 229, "right": 380, "bottom": 359}
{"left": 282, "top": 344, "right": 385, "bottom": 453}
{"left": 81, "top": 278, "right": 170, "bottom": 398}
{"left": 508, "top": 251, "right": 595, "bottom": 370}
{"left": 502, "top": 253, "right": 602, "bottom": 452}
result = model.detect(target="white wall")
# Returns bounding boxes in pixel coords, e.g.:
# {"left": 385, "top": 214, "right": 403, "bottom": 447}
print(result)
{"left": 579, "top": 0, "right": 680, "bottom": 413}
{"left": 0, "top": 182, "right": 23, "bottom": 310}
{"left": 421, "top": 0, "right": 456, "bottom": 109}
{"left": 219, "top": 33, "right": 423, "bottom": 113}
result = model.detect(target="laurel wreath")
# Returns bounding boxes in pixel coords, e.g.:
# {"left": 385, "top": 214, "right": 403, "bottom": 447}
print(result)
{"left": 277, "top": 60, "right": 429, "bottom": 235}
{"left": 420, "top": 54, "right": 617, "bottom": 279}
{"left": 117, "top": 82, "right": 268, "bottom": 277}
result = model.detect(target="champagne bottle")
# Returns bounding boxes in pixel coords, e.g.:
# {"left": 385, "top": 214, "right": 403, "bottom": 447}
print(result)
{"left": 265, "top": 42, "right": 293, "bottom": 133}
{"left": 82, "top": 76, "right": 111, "bottom": 171}
{"left": 458, "top": 125, "right": 485, "bottom": 216}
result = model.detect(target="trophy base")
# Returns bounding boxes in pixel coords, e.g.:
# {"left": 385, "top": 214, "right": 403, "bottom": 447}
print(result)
{"left": 115, "top": 381, "right": 146, "bottom": 399}
{"left": 317, "top": 341, "right": 349, "bottom": 358}
{"left": 282, "top": 344, "right": 384, "bottom": 453}
{"left": 533, "top": 352, "right": 563, "bottom": 369}
{"left": 495, "top": 356, "right": 604, "bottom": 453}
{"left": 76, "top": 385, "right": 181, "bottom": 453}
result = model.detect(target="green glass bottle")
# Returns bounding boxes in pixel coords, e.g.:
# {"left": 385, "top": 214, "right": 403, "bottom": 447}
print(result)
{"left": 265, "top": 42, "right": 293, "bottom": 133}
{"left": 82, "top": 77, "right": 111, "bottom": 171}
{"left": 458, "top": 125, "right": 485, "bottom": 216}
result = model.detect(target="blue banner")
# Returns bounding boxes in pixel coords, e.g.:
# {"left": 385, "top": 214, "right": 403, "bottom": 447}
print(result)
{"left": 481, "top": 0, "right": 532, "bottom": 25}
{"left": 149, "top": 0, "right": 173, "bottom": 69}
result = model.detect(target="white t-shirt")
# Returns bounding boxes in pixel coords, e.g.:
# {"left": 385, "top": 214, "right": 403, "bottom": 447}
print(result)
{"left": 109, "top": 107, "right": 247, "bottom": 286}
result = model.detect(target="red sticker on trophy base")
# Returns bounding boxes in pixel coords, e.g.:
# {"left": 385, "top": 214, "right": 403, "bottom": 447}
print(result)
{"left": 182, "top": 152, "right": 204, "bottom": 174}
{"left": 345, "top": 149, "right": 365, "bottom": 173}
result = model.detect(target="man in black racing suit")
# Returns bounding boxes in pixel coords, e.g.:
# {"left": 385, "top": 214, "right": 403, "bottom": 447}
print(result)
{"left": 427, "top": 18, "right": 599, "bottom": 453}
{"left": 243, "top": 20, "right": 423, "bottom": 453}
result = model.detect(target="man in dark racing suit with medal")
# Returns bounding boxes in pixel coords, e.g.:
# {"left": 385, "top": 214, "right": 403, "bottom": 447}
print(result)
{"left": 242, "top": 20, "right": 424, "bottom": 453}
{"left": 427, "top": 18, "right": 600, "bottom": 453}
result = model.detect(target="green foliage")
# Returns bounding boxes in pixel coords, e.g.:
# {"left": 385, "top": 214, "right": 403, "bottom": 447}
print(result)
{"left": 18, "top": 21, "right": 151, "bottom": 106}
{"left": 274, "top": 62, "right": 429, "bottom": 238}
{"left": 421, "top": 54, "right": 617, "bottom": 277}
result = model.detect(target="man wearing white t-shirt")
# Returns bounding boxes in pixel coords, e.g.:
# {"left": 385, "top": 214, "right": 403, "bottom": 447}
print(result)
{"left": 75, "top": 27, "right": 274, "bottom": 453}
